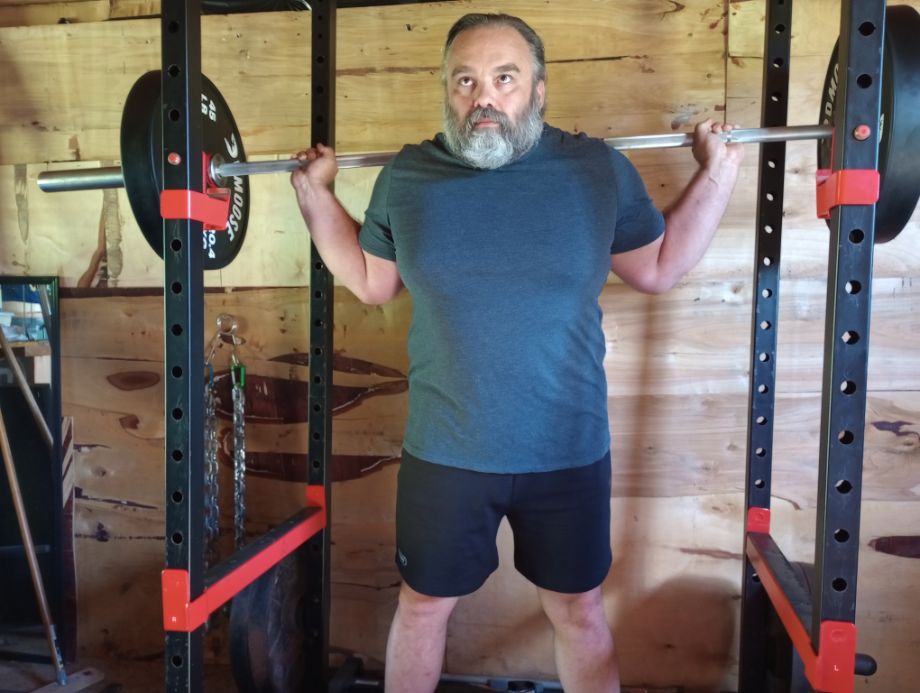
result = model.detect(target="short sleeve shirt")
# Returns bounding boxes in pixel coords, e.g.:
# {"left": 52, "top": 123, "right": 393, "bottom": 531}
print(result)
{"left": 359, "top": 124, "right": 664, "bottom": 473}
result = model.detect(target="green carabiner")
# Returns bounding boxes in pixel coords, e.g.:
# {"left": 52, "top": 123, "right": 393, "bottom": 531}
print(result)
{"left": 232, "top": 361, "right": 246, "bottom": 389}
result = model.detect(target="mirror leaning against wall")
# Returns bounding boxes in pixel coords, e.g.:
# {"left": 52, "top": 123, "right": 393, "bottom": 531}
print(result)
{"left": 0, "top": 276, "right": 72, "bottom": 664}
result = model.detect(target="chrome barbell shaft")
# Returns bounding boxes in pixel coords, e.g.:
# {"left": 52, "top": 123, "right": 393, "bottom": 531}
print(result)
{"left": 215, "top": 151, "right": 397, "bottom": 178}
{"left": 36, "top": 124, "right": 834, "bottom": 193}
{"left": 37, "top": 166, "right": 125, "bottom": 192}
{"left": 603, "top": 123, "right": 833, "bottom": 150}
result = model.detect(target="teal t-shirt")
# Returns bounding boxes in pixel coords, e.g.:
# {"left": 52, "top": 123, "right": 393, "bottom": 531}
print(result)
{"left": 359, "top": 124, "right": 664, "bottom": 473}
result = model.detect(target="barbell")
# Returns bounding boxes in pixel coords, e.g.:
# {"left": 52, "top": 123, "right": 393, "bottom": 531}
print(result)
{"left": 37, "top": 5, "right": 920, "bottom": 269}
{"left": 37, "top": 124, "right": 834, "bottom": 192}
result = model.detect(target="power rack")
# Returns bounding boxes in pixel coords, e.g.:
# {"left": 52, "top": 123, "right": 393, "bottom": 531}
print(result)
{"left": 154, "top": 1, "right": 889, "bottom": 690}
{"left": 740, "top": 1, "right": 883, "bottom": 690}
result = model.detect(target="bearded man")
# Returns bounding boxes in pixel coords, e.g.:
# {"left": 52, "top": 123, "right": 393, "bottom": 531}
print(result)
{"left": 291, "top": 13, "right": 744, "bottom": 693}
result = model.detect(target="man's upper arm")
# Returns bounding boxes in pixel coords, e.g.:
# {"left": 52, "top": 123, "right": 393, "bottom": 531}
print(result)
{"left": 355, "top": 162, "right": 403, "bottom": 304}
{"left": 606, "top": 148, "right": 666, "bottom": 292}
{"left": 609, "top": 233, "right": 664, "bottom": 294}
{"left": 362, "top": 250, "right": 403, "bottom": 304}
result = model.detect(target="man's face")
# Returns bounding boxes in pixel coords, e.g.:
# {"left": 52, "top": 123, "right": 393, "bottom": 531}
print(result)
{"left": 442, "top": 25, "right": 546, "bottom": 169}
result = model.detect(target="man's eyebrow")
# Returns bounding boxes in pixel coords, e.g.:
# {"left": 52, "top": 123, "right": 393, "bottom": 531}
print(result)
{"left": 450, "top": 62, "right": 522, "bottom": 78}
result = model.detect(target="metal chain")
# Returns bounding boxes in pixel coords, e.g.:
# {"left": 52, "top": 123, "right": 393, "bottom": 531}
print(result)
{"left": 203, "top": 365, "right": 220, "bottom": 567}
{"left": 231, "top": 350, "right": 246, "bottom": 551}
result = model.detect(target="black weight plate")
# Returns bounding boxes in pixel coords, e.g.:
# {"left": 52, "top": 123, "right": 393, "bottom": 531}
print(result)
{"left": 818, "top": 5, "right": 920, "bottom": 243}
{"left": 229, "top": 549, "right": 308, "bottom": 692}
{"left": 120, "top": 70, "right": 250, "bottom": 269}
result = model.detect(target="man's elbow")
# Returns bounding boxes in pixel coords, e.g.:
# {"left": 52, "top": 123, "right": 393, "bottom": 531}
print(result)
{"left": 351, "top": 282, "right": 401, "bottom": 305}
{"left": 625, "top": 270, "right": 679, "bottom": 295}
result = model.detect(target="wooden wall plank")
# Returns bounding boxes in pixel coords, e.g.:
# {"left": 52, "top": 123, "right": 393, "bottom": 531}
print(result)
{"left": 329, "top": 490, "right": 920, "bottom": 691}
{"left": 0, "top": 1, "right": 157, "bottom": 28}
{"left": 729, "top": 0, "right": 920, "bottom": 59}
{"left": 54, "top": 272, "right": 920, "bottom": 682}
{"left": 13, "top": 153, "right": 920, "bottom": 290}
{"left": 0, "top": 2, "right": 109, "bottom": 28}
{"left": 0, "top": 2, "right": 728, "bottom": 166}
{"left": 602, "top": 277, "right": 920, "bottom": 395}
{"left": 2, "top": 0, "right": 730, "bottom": 288}
{"left": 723, "top": 0, "right": 920, "bottom": 285}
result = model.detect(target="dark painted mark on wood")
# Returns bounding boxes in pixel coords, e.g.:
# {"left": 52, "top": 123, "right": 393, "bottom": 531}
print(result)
{"left": 78, "top": 205, "right": 108, "bottom": 288}
{"left": 337, "top": 65, "right": 436, "bottom": 77}
{"left": 773, "top": 494, "right": 802, "bottom": 511}
{"left": 270, "top": 351, "right": 407, "bottom": 379}
{"left": 217, "top": 447, "right": 400, "bottom": 483}
{"left": 68, "top": 135, "right": 82, "bottom": 161}
{"left": 661, "top": 1, "right": 686, "bottom": 18}
{"left": 75, "top": 531, "right": 164, "bottom": 542}
{"left": 871, "top": 420, "right": 920, "bottom": 443}
{"left": 213, "top": 372, "right": 407, "bottom": 423}
{"left": 679, "top": 548, "right": 743, "bottom": 560}
{"left": 870, "top": 535, "right": 920, "bottom": 559}
{"left": 547, "top": 55, "right": 633, "bottom": 66}
{"left": 334, "top": 352, "right": 406, "bottom": 378}
{"left": 107, "top": 370, "right": 160, "bottom": 391}
{"left": 75, "top": 487, "right": 158, "bottom": 510}
{"left": 119, "top": 414, "right": 140, "bottom": 431}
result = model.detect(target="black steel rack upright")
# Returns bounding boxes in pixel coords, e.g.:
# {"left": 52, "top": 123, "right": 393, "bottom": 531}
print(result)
{"left": 306, "top": 0, "right": 336, "bottom": 686}
{"left": 161, "top": 3, "right": 207, "bottom": 688}
{"left": 739, "top": 0, "right": 885, "bottom": 690}
{"left": 159, "top": 1, "right": 335, "bottom": 691}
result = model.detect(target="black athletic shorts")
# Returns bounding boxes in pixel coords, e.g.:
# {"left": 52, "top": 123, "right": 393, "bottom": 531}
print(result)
{"left": 395, "top": 449, "right": 612, "bottom": 597}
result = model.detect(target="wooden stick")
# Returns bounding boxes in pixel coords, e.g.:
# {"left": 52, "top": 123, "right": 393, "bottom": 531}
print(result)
{"left": 0, "top": 408, "right": 67, "bottom": 685}
{"left": 0, "top": 326, "right": 53, "bottom": 450}
{"left": 31, "top": 667, "right": 103, "bottom": 692}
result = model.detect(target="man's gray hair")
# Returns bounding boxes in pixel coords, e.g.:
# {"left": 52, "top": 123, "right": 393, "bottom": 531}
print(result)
{"left": 442, "top": 13, "right": 547, "bottom": 84}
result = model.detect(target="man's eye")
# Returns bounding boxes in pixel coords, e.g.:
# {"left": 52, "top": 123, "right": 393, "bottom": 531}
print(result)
{"left": 498, "top": 74, "right": 513, "bottom": 84}
{"left": 458, "top": 77, "right": 473, "bottom": 87}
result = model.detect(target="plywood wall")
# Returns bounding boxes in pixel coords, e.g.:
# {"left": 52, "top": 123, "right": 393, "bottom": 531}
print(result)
{"left": 1, "top": 1, "right": 919, "bottom": 690}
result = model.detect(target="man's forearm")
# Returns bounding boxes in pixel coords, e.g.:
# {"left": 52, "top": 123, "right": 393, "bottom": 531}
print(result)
{"left": 297, "top": 186, "right": 372, "bottom": 298}
{"left": 658, "top": 159, "right": 740, "bottom": 287}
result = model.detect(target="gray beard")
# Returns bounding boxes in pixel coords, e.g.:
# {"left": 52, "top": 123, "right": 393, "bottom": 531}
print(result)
{"left": 442, "top": 92, "right": 544, "bottom": 170}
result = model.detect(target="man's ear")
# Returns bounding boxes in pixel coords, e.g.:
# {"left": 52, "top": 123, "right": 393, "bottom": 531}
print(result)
{"left": 537, "top": 80, "right": 546, "bottom": 108}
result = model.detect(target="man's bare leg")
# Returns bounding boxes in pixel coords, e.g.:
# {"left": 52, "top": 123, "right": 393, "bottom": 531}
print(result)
{"left": 538, "top": 586, "right": 619, "bottom": 693}
{"left": 385, "top": 582, "right": 460, "bottom": 693}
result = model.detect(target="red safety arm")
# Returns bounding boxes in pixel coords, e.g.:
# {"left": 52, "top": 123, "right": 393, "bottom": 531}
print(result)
{"left": 746, "top": 536, "right": 858, "bottom": 692}
{"left": 162, "top": 484, "right": 327, "bottom": 632}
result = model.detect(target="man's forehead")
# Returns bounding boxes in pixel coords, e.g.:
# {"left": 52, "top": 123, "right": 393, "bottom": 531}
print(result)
{"left": 446, "top": 25, "right": 532, "bottom": 65}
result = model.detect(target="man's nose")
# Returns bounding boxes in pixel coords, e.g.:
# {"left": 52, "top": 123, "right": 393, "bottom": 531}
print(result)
{"left": 472, "top": 81, "right": 497, "bottom": 109}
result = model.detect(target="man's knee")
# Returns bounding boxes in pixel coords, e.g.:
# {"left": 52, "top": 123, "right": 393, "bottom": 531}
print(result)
{"left": 396, "top": 582, "right": 459, "bottom": 626}
{"left": 538, "top": 586, "right": 608, "bottom": 633}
